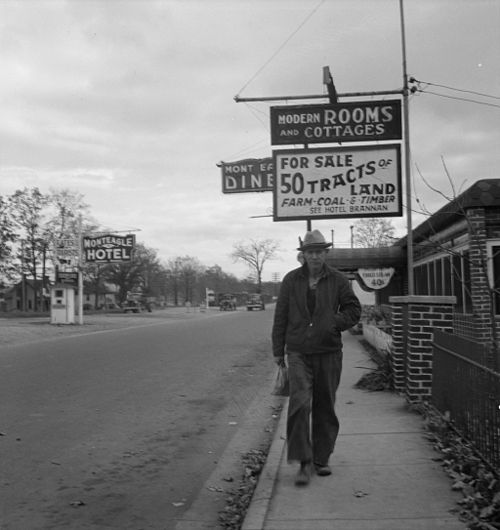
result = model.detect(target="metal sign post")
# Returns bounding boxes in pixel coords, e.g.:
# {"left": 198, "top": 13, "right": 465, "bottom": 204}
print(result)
{"left": 78, "top": 215, "right": 84, "bottom": 325}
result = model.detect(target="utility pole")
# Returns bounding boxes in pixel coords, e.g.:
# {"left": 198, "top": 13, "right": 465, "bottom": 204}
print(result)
{"left": 236, "top": 3, "right": 414, "bottom": 293}
{"left": 400, "top": 0, "right": 414, "bottom": 295}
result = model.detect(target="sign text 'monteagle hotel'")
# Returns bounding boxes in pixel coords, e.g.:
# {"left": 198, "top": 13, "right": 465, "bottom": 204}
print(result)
{"left": 83, "top": 234, "right": 135, "bottom": 263}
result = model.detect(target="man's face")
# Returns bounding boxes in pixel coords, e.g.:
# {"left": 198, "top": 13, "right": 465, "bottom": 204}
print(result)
{"left": 303, "top": 248, "right": 327, "bottom": 274}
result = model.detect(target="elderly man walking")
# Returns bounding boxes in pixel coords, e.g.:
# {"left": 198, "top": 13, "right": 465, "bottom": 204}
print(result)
{"left": 272, "top": 229, "right": 361, "bottom": 486}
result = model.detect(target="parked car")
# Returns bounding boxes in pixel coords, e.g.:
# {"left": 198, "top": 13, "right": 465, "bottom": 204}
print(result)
{"left": 246, "top": 294, "right": 265, "bottom": 311}
{"left": 123, "top": 300, "right": 141, "bottom": 313}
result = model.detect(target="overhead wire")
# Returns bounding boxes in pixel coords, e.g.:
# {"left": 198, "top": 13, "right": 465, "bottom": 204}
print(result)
{"left": 412, "top": 78, "right": 500, "bottom": 100}
{"left": 410, "top": 77, "right": 500, "bottom": 109}
{"left": 235, "top": 0, "right": 326, "bottom": 97}
{"left": 415, "top": 90, "right": 500, "bottom": 109}
{"left": 229, "top": 0, "right": 327, "bottom": 163}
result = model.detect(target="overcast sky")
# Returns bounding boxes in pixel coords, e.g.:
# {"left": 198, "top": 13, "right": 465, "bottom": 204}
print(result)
{"left": 1, "top": 0, "right": 499, "bottom": 281}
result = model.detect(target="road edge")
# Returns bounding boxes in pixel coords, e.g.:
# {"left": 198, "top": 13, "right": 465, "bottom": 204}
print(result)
{"left": 174, "top": 377, "right": 286, "bottom": 530}
{"left": 241, "top": 400, "right": 287, "bottom": 530}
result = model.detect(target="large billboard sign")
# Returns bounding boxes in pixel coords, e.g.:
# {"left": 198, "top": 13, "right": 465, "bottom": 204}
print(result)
{"left": 83, "top": 234, "right": 135, "bottom": 263}
{"left": 270, "top": 100, "right": 402, "bottom": 145}
{"left": 273, "top": 144, "right": 402, "bottom": 221}
{"left": 221, "top": 157, "right": 273, "bottom": 193}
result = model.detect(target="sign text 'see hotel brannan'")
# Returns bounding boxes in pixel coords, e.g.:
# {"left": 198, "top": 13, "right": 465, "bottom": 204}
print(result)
{"left": 83, "top": 234, "right": 135, "bottom": 263}
{"left": 221, "top": 158, "right": 273, "bottom": 193}
{"left": 270, "top": 100, "right": 402, "bottom": 145}
{"left": 273, "top": 144, "right": 402, "bottom": 222}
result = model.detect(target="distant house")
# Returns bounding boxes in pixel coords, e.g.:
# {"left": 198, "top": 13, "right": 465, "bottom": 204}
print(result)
{"left": 80, "top": 282, "right": 120, "bottom": 309}
{"left": 3, "top": 278, "right": 51, "bottom": 312}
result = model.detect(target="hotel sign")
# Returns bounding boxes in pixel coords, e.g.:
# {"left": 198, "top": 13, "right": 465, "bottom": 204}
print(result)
{"left": 273, "top": 144, "right": 402, "bottom": 221}
{"left": 83, "top": 234, "right": 135, "bottom": 263}
{"left": 270, "top": 100, "right": 402, "bottom": 145}
{"left": 221, "top": 157, "right": 273, "bottom": 193}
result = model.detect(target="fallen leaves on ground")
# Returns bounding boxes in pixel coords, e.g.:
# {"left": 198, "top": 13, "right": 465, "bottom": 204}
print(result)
{"left": 218, "top": 449, "right": 267, "bottom": 530}
{"left": 421, "top": 403, "right": 500, "bottom": 529}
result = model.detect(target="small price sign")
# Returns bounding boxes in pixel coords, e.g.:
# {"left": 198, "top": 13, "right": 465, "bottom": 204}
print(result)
{"left": 358, "top": 268, "right": 395, "bottom": 290}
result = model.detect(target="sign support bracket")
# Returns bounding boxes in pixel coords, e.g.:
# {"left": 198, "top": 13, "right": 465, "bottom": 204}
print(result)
{"left": 234, "top": 89, "right": 403, "bottom": 103}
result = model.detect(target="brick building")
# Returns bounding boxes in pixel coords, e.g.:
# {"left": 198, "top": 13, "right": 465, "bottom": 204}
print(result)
{"left": 327, "top": 178, "right": 500, "bottom": 399}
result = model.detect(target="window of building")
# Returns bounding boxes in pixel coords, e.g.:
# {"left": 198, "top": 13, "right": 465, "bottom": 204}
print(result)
{"left": 488, "top": 243, "right": 500, "bottom": 315}
{"left": 414, "top": 249, "right": 472, "bottom": 313}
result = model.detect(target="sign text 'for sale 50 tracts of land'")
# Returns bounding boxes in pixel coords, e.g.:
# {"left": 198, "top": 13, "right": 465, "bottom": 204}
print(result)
{"left": 273, "top": 144, "right": 402, "bottom": 222}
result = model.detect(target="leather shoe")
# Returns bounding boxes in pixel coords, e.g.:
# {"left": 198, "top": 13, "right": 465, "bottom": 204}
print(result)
{"left": 294, "top": 462, "right": 311, "bottom": 486}
{"left": 314, "top": 463, "right": 332, "bottom": 476}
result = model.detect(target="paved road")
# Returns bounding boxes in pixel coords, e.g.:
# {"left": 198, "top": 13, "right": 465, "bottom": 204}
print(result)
{"left": 0, "top": 308, "right": 277, "bottom": 529}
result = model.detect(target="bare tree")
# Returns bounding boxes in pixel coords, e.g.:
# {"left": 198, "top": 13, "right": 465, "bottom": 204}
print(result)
{"left": 231, "top": 239, "right": 280, "bottom": 293}
{"left": 415, "top": 159, "right": 499, "bottom": 370}
{"left": 353, "top": 218, "right": 395, "bottom": 248}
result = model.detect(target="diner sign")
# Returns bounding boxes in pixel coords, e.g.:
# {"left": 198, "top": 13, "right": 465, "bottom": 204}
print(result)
{"left": 270, "top": 100, "right": 402, "bottom": 145}
{"left": 221, "top": 157, "right": 273, "bottom": 193}
{"left": 273, "top": 144, "right": 402, "bottom": 221}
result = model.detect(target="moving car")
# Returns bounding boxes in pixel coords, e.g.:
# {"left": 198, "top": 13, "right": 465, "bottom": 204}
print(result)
{"left": 246, "top": 294, "right": 265, "bottom": 311}
{"left": 219, "top": 294, "right": 237, "bottom": 311}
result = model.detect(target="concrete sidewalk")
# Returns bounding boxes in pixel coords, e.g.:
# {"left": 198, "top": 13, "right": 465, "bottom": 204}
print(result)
{"left": 243, "top": 333, "right": 466, "bottom": 530}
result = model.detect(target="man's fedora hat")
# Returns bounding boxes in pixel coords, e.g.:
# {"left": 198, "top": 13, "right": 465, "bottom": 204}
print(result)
{"left": 297, "top": 230, "right": 333, "bottom": 251}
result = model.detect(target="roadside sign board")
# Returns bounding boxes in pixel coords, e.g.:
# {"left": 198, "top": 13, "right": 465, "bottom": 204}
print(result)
{"left": 221, "top": 157, "right": 273, "bottom": 193}
{"left": 270, "top": 100, "right": 402, "bottom": 145}
{"left": 55, "top": 238, "right": 78, "bottom": 258}
{"left": 56, "top": 271, "right": 79, "bottom": 286}
{"left": 83, "top": 234, "right": 135, "bottom": 263}
{"left": 273, "top": 144, "right": 402, "bottom": 221}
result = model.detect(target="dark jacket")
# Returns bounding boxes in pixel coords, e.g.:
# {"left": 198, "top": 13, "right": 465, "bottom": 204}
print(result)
{"left": 272, "top": 263, "right": 361, "bottom": 357}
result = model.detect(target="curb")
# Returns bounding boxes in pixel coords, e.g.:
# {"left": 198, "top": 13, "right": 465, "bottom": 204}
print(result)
{"left": 241, "top": 399, "right": 287, "bottom": 530}
{"left": 173, "top": 379, "right": 285, "bottom": 530}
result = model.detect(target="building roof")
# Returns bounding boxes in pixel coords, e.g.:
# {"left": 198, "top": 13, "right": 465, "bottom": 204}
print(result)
{"left": 327, "top": 246, "right": 406, "bottom": 271}
{"left": 396, "top": 178, "right": 500, "bottom": 248}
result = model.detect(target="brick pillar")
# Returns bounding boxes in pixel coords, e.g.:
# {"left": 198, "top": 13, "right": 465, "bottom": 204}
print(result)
{"left": 467, "top": 207, "right": 495, "bottom": 348}
{"left": 390, "top": 302, "right": 407, "bottom": 392}
{"left": 390, "top": 296, "right": 455, "bottom": 402}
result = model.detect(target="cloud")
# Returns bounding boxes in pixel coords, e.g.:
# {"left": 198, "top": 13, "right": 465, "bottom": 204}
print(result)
{"left": 0, "top": 0, "right": 498, "bottom": 281}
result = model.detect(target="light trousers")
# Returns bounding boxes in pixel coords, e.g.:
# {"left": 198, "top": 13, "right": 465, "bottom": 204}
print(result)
{"left": 286, "top": 351, "right": 342, "bottom": 465}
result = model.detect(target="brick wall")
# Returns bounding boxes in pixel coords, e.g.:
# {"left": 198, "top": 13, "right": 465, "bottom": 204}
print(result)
{"left": 390, "top": 295, "right": 455, "bottom": 402}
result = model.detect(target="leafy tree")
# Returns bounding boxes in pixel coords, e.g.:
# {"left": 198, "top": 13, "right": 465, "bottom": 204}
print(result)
{"left": 0, "top": 195, "right": 17, "bottom": 280}
{"left": 46, "top": 189, "right": 91, "bottom": 238}
{"left": 202, "top": 265, "right": 239, "bottom": 295}
{"left": 165, "top": 256, "right": 204, "bottom": 305}
{"left": 83, "top": 263, "right": 108, "bottom": 309}
{"left": 353, "top": 218, "right": 395, "bottom": 248}
{"left": 46, "top": 189, "right": 96, "bottom": 271}
{"left": 99, "top": 242, "right": 156, "bottom": 304}
{"left": 137, "top": 246, "right": 163, "bottom": 297}
{"left": 9, "top": 187, "right": 48, "bottom": 310}
{"left": 231, "top": 239, "right": 280, "bottom": 293}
